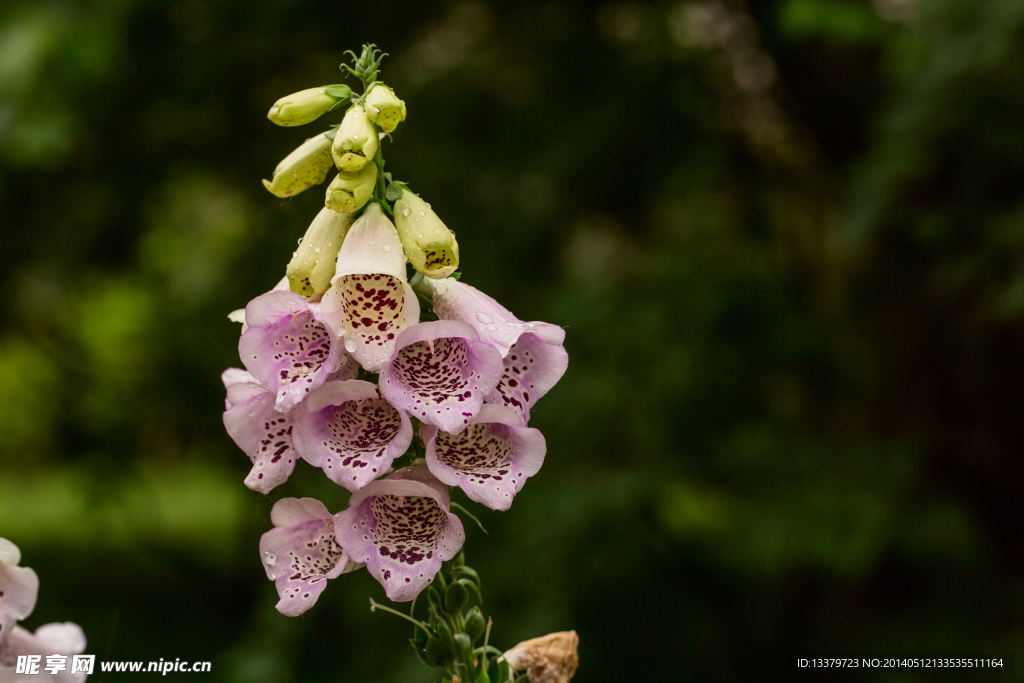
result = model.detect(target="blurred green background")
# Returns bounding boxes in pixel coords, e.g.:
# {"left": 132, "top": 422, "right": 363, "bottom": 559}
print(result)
{"left": 1, "top": 0, "right": 1022, "bottom": 680}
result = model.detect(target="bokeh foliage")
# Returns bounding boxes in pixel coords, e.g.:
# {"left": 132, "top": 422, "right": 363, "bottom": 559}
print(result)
{"left": 1, "top": 0, "right": 1022, "bottom": 680}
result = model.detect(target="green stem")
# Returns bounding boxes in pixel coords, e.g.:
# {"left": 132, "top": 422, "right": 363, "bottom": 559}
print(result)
{"left": 368, "top": 598, "right": 431, "bottom": 635}
{"left": 452, "top": 502, "right": 489, "bottom": 535}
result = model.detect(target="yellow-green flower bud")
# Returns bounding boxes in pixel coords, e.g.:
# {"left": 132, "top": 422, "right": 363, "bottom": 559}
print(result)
{"left": 325, "top": 162, "right": 377, "bottom": 214}
{"left": 331, "top": 105, "right": 378, "bottom": 172}
{"left": 286, "top": 208, "right": 354, "bottom": 297}
{"left": 364, "top": 84, "right": 407, "bottom": 133}
{"left": 393, "top": 190, "right": 460, "bottom": 279}
{"left": 262, "top": 134, "right": 333, "bottom": 198}
{"left": 267, "top": 87, "right": 337, "bottom": 127}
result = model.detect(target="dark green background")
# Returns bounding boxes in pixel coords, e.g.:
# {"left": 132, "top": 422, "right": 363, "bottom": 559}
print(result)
{"left": 1, "top": 0, "right": 1021, "bottom": 680}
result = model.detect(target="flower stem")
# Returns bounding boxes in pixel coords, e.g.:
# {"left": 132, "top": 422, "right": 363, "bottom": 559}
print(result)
{"left": 452, "top": 501, "right": 489, "bottom": 534}
{"left": 368, "top": 598, "right": 431, "bottom": 634}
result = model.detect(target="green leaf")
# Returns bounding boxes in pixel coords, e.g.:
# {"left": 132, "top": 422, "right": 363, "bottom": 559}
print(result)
{"left": 325, "top": 84, "right": 352, "bottom": 99}
{"left": 385, "top": 183, "right": 404, "bottom": 202}
{"left": 328, "top": 98, "right": 350, "bottom": 112}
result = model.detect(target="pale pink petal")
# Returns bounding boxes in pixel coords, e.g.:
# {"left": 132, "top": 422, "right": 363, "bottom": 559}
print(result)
{"left": 222, "top": 384, "right": 302, "bottom": 494}
{"left": 0, "top": 540, "right": 38, "bottom": 644}
{"left": 379, "top": 321, "right": 503, "bottom": 435}
{"left": 294, "top": 380, "right": 413, "bottom": 491}
{"left": 422, "top": 404, "right": 546, "bottom": 511}
{"left": 320, "top": 204, "right": 419, "bottom": 372}
{"left": 239, "top": 290, "right": 341, "bottom": 412}
{"left": 425, "top": 278, "right": 557, "bottom": 357}
{"left": 334, "top": 464, "right": 464, "bottom": 602}
{"left": 485, "top": 327, "right": 568, "bottom": 424}
{"left": 259, "top": 497, "right": 353, "bottom": 617}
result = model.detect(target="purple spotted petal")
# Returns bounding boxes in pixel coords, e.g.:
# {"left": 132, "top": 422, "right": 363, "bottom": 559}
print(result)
{"left": 258, "top": 498, "right": 357, "bottom": 617}
{"left": 425, "top": 277, "right": 562, "bottom": 358}
{"left": 238, "top": 290, "right": 341, "bottom": 413}
{"left": 0, "top": 539, "right": 38, "bottom": 643}
{"left": 320, "top": 204, "right": 420, "bottom": 372}
{"left": 0, "top": 623, "right": 87, "bottom": 683}
{"left": 294, "top": 380, "right": 413, "bottom": 491}
{"left": 379, "top": 321, "right": 503, "bottom": 435}
{"left": 421, "top": 405, "right": 546, "bottom": 511}
{"left": 485, "top": 325, "right": 568, "bottom": 424}
{"left": 334, "top": 463, "right": 465, "bottom": 602}
{"left": 222, "top": 382, "right": 302, "bottom": 493}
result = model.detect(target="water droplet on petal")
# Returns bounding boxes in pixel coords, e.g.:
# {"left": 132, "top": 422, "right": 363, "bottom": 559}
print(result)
{"left": 434, "top": 283, "right": 447, "bottom": 294}
{"left": 486, "top": 324, "right": 497, "bottom": 331}
{"left": 314, "top": 247, "right": 320, "bottom": 253}
{"left": 383, "top": 244, "right": 392, "bottom": 253}
{"left": 344, "top": 337, "right": 358, "bottom": 353}
{"left": 269, "top": 573, "right": 276, "bottom": 581}
{"left": 476, "top": 312, "right": 494, "bottom": 324}
{"left": 419, "top": 211, "right": 426, "bottom": 216}
{"left": 417, "top": 233, "right": 424, "bottom": 239}
{"left": 264, "top": 552, "right": 277, "bottom": 566}
{"left": 402, "top": 208, "right": 411, "bottom": 217}
{"left": 368, "top": 240, "right": 375, "bottom": 246}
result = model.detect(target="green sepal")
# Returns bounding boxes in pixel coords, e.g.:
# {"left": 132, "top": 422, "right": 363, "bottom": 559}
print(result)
{"left": 436, "top": 620, "right": 456, "bottom": 649}
{"left": 427, "top": 586, "right": 444, "bottom": 614}
{"left": 475, "top": 669, "right": 491, "bottom": 683}
{"left": 323, "top": 125, "right": 340, "bottom": 140}
{"left": 325, "top": 84, "right": 352, "bottom": 99}
{"left": 452, "top": 550, "right": 465, "bottom": 568}
{"left": 454, "top": 632, "right": 472, "bottom": 652}
{"left": 464, "top": 607, "right": 486, "bottom": 641}
{"left": 328, "top": 98, "right": 350, "bottom": 112}
{"left": 448, "top": 271, "right": 462, "bottom": 280}
{"left": 497, "top": 659, "right": 511, "bottom": 683}
{"left": 410, "top": 638, "right": 431, "bottom": 667}
{"left": 385, "top": 180, "right": 409, "bottom": 202}
{"left": 452, "top": 566, "right": 480, "bottom": 586}
{"left": 424, "top": 638, "right": 454, "bottom": 668}
{"left": 444, "top": 581, "right": 468, "bottom": 613}
{"left": 458, "top": 578, "right": 482, "bottom": 604}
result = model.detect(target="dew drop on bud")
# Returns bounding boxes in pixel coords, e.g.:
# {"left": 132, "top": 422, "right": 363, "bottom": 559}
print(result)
{"left": 402, "top": 208, "right": 411, "bottom": 217}
{"left": 383, "top": 244, "right": 392, "bottom": 253}
{"left": 419, "top": 211, "right": 426, "bottom": 216}
{"left": 314, "top": 247, "right": 320, "bottom": 253}
{"left": 476, "top": 312, "right": 494, "bottom": 324}
{"left": 417, "top": 233, "right": 424, "bottom": 239}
